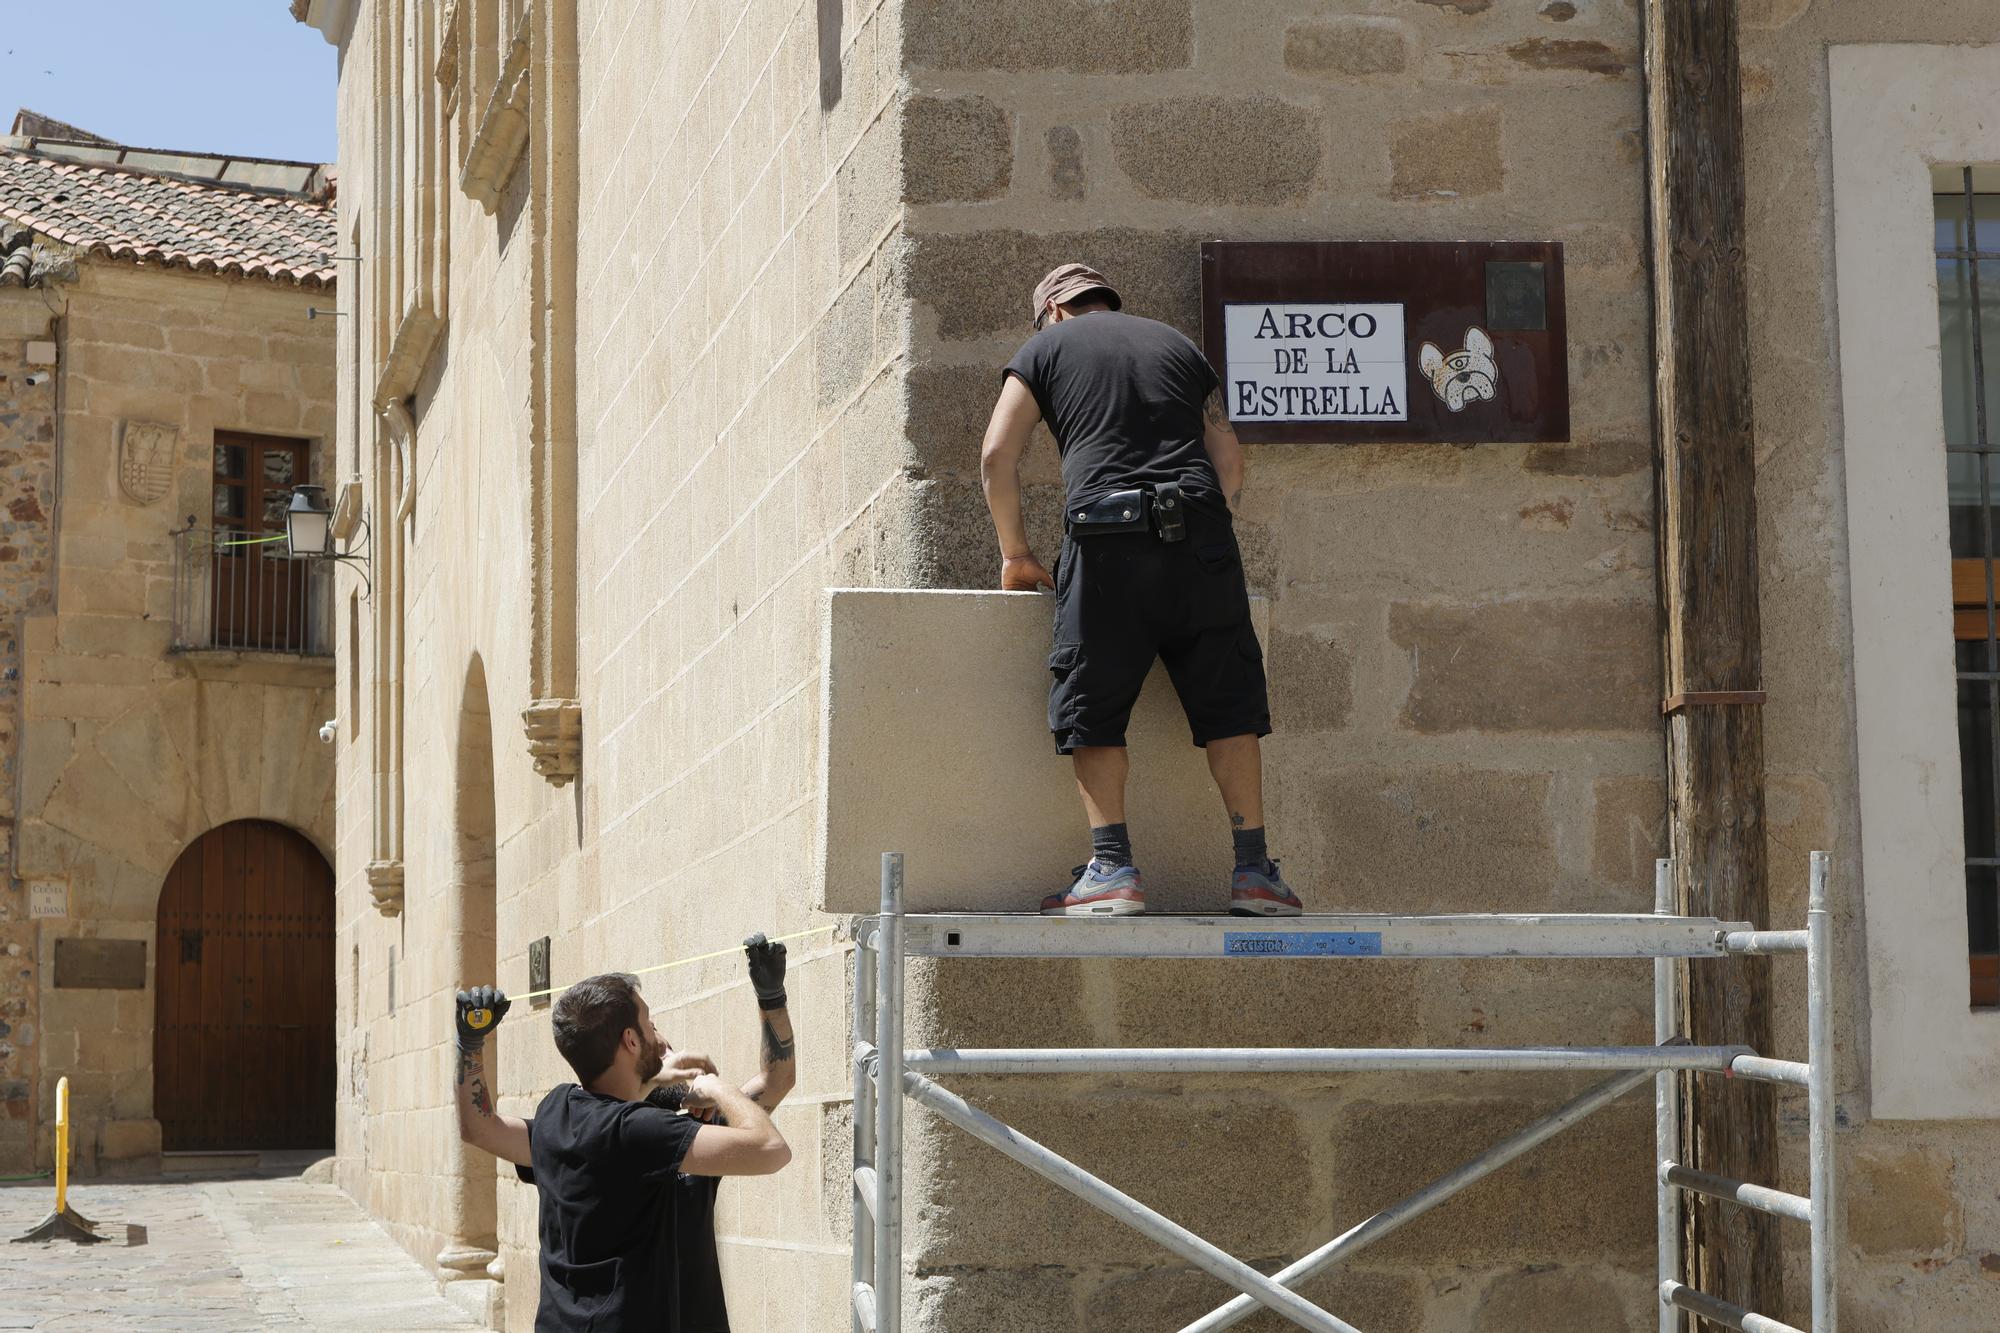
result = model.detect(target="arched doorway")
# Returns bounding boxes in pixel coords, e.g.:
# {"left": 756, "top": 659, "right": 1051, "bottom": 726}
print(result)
{"left": 154, "top": 820, "right": 335, "bottom": 1150}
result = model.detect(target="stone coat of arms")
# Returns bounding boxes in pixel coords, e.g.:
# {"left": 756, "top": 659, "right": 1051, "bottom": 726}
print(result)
{"left": 119, "top": 420, "right": 178, "bottom": 505}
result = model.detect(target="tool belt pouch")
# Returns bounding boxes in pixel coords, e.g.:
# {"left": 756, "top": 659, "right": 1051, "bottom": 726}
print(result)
{"left": 1066, "top": 488, "right": 1149, "bottom": 536}
{"left": 1150, "top": 482, "right": 1187, "bottom": 543}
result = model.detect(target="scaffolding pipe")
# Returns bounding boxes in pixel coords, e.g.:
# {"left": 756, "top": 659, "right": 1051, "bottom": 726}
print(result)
{"left": 1183, "top": 1063, "right": 1655, "bottom": 1333}
{"left": 904, "top": 1046, "right": 1746, "bottom": 1076}
{"left": 1661, "top": 1163, "right": 1811, "bottom": 1224}
{"left": 903, "top": 1069, "right": 1360, "bottom": 1333}
{"left": 1808, "top": 851, "right": 1838, "bottom": 1333}
{"left": 1726, "top": 1055, "right": 1810, "bottom": 1088}
{"left": 873, "top": 856, "right": 905, "bottom": 1333}
{"left": 1660, "top": 1281, "right": 1804, "bottom": 1333}
{"left": 1655, "top": 859, "right": 1683, "bottom": 1333}
{"left": 1723, "top": 930, "right": 1809, "bottom": 955}
{"left": 851, "top": 918, "right": 878, "bottom": 1333}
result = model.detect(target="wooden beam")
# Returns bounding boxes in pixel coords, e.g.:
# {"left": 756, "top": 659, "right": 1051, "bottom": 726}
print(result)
{"left": 1642, "top": 0, "right": 1782, "bottom": 1322}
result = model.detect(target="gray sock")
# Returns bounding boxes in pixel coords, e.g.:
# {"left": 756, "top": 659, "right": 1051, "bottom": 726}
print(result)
{"left": 1232, "top": 826, "right": 1268, "bottom": 871}
{"left": 1091, "top": 823, "right": 1133, "bottom": 869}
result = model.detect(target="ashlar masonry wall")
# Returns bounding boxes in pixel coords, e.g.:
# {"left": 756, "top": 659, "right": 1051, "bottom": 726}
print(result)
{"left": 893, "top": 3, "right": 1663, "bottom": 1327}
{"left": 13, "top": 261, "right": 335, "bottom": 1176}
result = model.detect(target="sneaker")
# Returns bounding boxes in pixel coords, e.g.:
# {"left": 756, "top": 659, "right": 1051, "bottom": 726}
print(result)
{"left": 1231, "top": 859, "right": 1303, "bottom": 917}
{"left": 1040, "top": 860, "right": 1146, "bottom": 916}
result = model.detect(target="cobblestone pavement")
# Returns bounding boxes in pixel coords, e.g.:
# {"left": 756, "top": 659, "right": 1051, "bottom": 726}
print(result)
{"left": 0, "top": 1164, "right": 481, "bottom": 1330}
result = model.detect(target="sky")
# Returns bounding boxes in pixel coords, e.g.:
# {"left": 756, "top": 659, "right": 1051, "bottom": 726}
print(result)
{"left": 0, "top": 1, "right": 336, "bottom": 163}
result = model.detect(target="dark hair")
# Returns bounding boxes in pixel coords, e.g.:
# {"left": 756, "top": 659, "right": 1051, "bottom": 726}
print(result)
{"left": 551, "top": 972, "right": 642, "bottom": 1083}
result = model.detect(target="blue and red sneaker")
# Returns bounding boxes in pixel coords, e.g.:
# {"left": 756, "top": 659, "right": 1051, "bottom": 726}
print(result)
{"left": 1231, "top": 859, "right": 1303, "bottom": 916}
{"left": 1041, "top": 860, "right": 1146, "bottom": 916}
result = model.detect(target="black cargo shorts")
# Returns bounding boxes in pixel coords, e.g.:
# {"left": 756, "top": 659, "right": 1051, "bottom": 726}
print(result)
{"left": 1047, "top": 507, "right": 1270, "bottom": 754}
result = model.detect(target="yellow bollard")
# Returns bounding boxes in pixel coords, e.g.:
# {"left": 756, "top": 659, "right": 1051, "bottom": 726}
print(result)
{"left": 8, "top": 1073, "right": 101, "bottom": 1244}
{"left": 53, "top": 1076, "right": 68, "bottom": 1216}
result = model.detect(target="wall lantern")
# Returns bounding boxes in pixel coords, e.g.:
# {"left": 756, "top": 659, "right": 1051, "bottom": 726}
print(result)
{"left": 288, "top": 483, "right": 371, "bottom": 594}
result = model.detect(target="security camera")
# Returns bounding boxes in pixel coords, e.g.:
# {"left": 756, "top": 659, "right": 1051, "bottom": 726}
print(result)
{"left": 318, "top": 718, "right": 338, "bottom": 744}
{"left": 23, "top": 371, "right": 48, "bottom": 387}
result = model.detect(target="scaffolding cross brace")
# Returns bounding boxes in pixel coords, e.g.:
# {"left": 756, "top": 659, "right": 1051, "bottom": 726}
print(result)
{"left": 850, "top": 852, "right": 1838, "bottom": 1333}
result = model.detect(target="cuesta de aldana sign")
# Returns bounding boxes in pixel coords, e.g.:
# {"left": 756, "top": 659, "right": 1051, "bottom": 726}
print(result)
{"left": 1200, "top": 240, "right": 1570, "bottom": 444}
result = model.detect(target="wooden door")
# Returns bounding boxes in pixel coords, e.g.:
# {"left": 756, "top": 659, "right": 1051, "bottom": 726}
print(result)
{"left": 155, "top": 821, "right": 335, "bottom": 1151}
{"left": 211, "top": 433, "right": 310, "bottom": 651}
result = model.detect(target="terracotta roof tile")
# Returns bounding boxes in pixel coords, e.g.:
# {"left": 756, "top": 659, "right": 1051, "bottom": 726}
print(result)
{"left": 0, "top": 145, "right": 336, "bottom": 288}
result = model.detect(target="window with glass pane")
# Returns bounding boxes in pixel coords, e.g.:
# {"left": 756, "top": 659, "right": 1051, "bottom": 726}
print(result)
{"left": 1936, "top": 166, "right": 2000, "bottom": 1008}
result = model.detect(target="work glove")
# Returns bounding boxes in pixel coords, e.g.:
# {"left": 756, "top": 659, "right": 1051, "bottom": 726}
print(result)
{"left": 455, "top": 985, "right": 511, "bottom": 1053}
{"left": 743, "top": 933, "right": 788, "bottom": 1010}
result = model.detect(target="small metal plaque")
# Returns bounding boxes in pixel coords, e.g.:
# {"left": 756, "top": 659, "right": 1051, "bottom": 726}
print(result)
{"left": 53, "top": 938, "right": 148, "bottom": 989}
{"left": 528, "top": 936, "right": 552, "bottom": 1007}
{"left": 1223, "top": 931, "right": 1383, "bottom": 957}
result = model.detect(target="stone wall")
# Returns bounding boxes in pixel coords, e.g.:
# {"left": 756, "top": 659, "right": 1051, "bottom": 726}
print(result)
{"left": 0, "top": 291, "right": 59, "bottom": 1172}
{"left": 8, "top": 261, "right": 336, "bottom": 1176}
{"left": 897, "top": 2, "right": 1662, "bottom": 1326}
{"left": 1740, "top": 2, "right": 2000, "bottom": 1327}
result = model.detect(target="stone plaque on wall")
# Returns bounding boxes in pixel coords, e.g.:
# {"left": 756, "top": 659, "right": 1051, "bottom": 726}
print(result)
{"left": 118, "top": 420, "right": 179, "bottom": 505}
{"left": 27, "top": 880, "right": 67, "bottom": 919}
{"left": 53, "top": 938, "right": 147, "bottom": 989}
{"left": 1201, "top": 240, "right": 1570, "bottom": 444}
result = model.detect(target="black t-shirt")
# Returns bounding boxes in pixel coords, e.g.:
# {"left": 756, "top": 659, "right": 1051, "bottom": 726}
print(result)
{"left": 513, "top": 1084, "right": 727, "bottom": 1332}
{"left": 1003, "top": 311, "right": 1226, "bottom": 515}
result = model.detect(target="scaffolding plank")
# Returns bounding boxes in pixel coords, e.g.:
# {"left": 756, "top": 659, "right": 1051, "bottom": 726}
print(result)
{"left": 901, "top": 913, "right": 1751, "bottom": 960}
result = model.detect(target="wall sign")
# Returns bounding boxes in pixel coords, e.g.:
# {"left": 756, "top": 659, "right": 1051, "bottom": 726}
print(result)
{"left": 53, "top": 938, "right": 147, "bottom": 989}
{"left": 1201, "top": 241, "right": 1569, "bottom": 444}
{"left": 28, "top": 880, "right": 67, "bottom": 920}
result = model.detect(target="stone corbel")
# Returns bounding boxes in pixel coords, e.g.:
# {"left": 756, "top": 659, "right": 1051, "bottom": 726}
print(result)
{"left": 522, "top": 698, "right": 582, "bottom": 787}
{"left": 366, "top": 859, "right": 405, "bottom": 916}
{"left": 374, "top": 303, "right": 443, "bottom": 418}
{"left": 460, "top": 20, "right": 532, "bottom": 211}
{"left": 437, "top": 0, "right": 463, "bottom": 116}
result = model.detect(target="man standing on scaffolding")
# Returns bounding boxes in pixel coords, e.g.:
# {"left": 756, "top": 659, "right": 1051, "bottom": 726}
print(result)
{"left": 980, "top": 262, "right": 1304, "bottom": 918}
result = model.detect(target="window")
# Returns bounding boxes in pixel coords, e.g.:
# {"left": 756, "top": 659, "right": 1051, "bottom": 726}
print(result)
{"left": 1935, "top": 165, "right": 2000, "bottom": 1008}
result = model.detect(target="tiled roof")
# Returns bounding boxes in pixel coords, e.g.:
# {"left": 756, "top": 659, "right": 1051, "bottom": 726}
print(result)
{"left": 0, "top": 145, "right": 336, "bottom": 288}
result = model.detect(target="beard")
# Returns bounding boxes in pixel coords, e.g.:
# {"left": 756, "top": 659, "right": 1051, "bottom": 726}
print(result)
{"left": 637, "top": 1034, "right": 666, "bottom": 1083}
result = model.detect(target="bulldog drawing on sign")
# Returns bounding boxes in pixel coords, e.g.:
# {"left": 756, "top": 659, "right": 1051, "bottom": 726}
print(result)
{"left": 1417, "top": 326, "right": 1499, "bottom": 412}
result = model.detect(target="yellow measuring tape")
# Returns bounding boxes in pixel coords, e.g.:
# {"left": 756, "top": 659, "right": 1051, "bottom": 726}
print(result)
{"left": 217, "top": 533, "right": 289, "bottom": 547}
{"left": 514, "top": 924, "right": 836, "bottom": 1009}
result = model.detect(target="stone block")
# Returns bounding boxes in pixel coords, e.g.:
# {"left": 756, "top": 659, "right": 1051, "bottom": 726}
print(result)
{"left": 910, "top": 1087, "right": 1324, "bottom": 1269}
{"left": 910, "top": 956, "right": 1099, "bottom": 1050}
{"left": 1590, "top": 775, "right": 1665, "bottom": 888}
{"left": 1390, "top": 600, "right": 1657, "bottom": 733}
{"left": 906, "top": 362, "right": 1006, "bottom": 480}
{"left": 1308, "top": 768, "right": 1557, "bottom": 913}
{"left": 1328, "top": 1096, "right": 1652, "bottom": 1262}
{"left": 1390, "top": 111, "right": 1503, "bottom": 201}
{"left": 1106, "top": 957, "right": 1427, "bottom": 1049}
{"left": 912, "top": 1267, "right": 1078, "bottom": 1333}
{"left": 1506, "top": 38, "right": 1633, "bottom": 78}
{"left": 904, "top": 0, "right": 1193, "bottom": 74}
{"left": 908, "top": 227, "right": 1200, "bottom": 342}
{"left": 1109, "top": 97, "right": 1320, "bottom": 206}
{"left": 1267, "top": 623, "right": 1353, "bottom": 733}
{"left": 1284, "top": 19, "right": 1409, "bottom": 78}
{"left": 97, "top": 1115, "right": 160, "bottom": 1161}
{"left": 904, "top": 95, "right": 1014, "bottom": 206}
{"left": 1475, "top": 1266, "right": 1633, "bottom": 1331}
{"left": 1846, "top": 1144, "right": 1962, "bottom": 1259}
{"left": 1084, "top": 1265, "right": 1422, "bottom": 1333}
{"left": 1047, "top": 126, "right": 1085, "bottom": 201}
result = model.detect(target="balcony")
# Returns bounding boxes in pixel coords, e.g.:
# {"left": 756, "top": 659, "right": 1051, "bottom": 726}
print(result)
{"left": 170, "top": 526, "right": 333, "bottom": 657}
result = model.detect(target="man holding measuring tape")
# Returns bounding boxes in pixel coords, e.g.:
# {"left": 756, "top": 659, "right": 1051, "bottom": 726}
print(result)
{"left": 452, "top": 934, "right": 797, "bottom": 1331}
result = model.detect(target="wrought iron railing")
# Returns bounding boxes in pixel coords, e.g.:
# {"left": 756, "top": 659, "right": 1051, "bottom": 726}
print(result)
{"left": 170, "top": 526, "right": 333, "bottom": 657}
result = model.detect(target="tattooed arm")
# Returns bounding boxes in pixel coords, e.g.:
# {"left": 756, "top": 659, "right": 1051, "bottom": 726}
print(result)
{"left": 740, "top": 1005, "right": 797, "bottom": 1112}
{"left": 740, "top": 934, "right": 797, "bottom": 1112}
{"left": 454, "top": 986, "right": 532, "bottom": 1166}
{"left": 1200, "top": 386, "right": 1245, "bottom": 510}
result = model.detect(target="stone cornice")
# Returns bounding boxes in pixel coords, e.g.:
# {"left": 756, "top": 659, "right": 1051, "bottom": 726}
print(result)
{"left": 372, "top": 299, "right": 443, "bottom": 411}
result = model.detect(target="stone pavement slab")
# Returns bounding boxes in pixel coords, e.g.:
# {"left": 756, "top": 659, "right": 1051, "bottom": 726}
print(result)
{"left": 0, "top": 1167, "right": 481, "bottom": 1331}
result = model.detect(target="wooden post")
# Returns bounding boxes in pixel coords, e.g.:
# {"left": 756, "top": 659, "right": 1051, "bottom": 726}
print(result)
{"left": 1642, "top": 0, "right": 1781, "bottom": 1322}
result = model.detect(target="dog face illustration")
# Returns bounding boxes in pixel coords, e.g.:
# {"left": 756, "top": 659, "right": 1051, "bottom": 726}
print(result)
{"left": 1417, "top": 326, "right": 1499, "bottom": 412}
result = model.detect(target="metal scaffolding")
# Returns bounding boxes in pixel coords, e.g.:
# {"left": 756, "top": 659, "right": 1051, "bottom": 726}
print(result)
{"left": 849, "top": 851, "right": 1838, "bottom": 1333}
